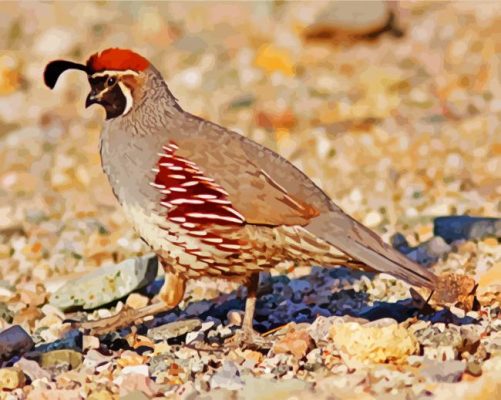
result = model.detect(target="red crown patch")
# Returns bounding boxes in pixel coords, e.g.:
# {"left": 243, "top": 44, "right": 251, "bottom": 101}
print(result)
{"left": 86, "top": 48, "right": 149, "bottom": 73}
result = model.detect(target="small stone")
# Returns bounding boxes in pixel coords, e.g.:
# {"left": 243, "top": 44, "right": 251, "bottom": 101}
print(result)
{"left": 126, "top": 293, "right": 149, "bottom": 310}
{"left": 185, "top": 330, "right": 204, "bottom": 344}
{"left": 420, "top": 359, "right": 465, "bottom": 382}
{"left": 147, "top": 319, "right": 201, "bottom": 341}
{"left": 272, "top": 328, "right": 314, "bottom": 359}
{"left": 88, "top": 390, "right": 115, "bottom": 400}
{"left": 304, "top": 348, "right": 323, "bottom": 371}
{"left": 50, "top": 254, "right": 158, "bottom": 310}
{"left": 0, "top": 325, "right": 34, "bottom": 361}
{"left": 0, "top": 303, "right": 13, "bottom": 323}
{"left": 210, "top": 361, "right": 244, "bottom": 391}
{"left": 15, "top": 358, "right": 50, "bottom": 381}
{"left": 308, "top": 315, "right": 368, "bottom": 343}
{"left": 406, "top": 236, "right": 451, "bottom": 266}
{"left": 227, "top": 310, "right": 244, "bottom": 326}
{"left": 329, "top": 322, "right": 419, "bottom": 363}
{"left": 434, "top": 216, "right": 500, "bottom": 243}
{"left": 466, "top": 361, "right": 483, "bottom": 377}
{"left": 363, "top": 210, "right": 383, "bottom": 227}
{"left": 305, "top": 1, "right": 394, "bottom": 38}
{"left": 218, "top": 326, "right": 234, "bottom": 340}
{"left": 119, "top": 374, "right": 160, "bottom": 398}
{"left": 39, "top": 349, "right": 83, "bottom": 370}
{"left": 477, "top": 262, "right": 501, "bottom": 305}
{"left": 83, "top": 335, "right": 100, "bottom": 351}
{"left": 241, "top": 376, "right": 310, "bottom": 399}
{"left": 0, "top": 367, "right": 25, "bottom": 390}
{"left": 200, "top": 321, "right": 216, "bottom": 332}
{"left": 423, "top": 345, "right": 457, "bottom": 361}
{"left": 120, "top": 391, "right": 150, "bottom": 400}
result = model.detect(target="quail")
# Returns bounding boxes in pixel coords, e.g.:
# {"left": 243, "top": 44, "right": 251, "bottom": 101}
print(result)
{"left": 44, "top": 49, "right": 437, "bottom": 341}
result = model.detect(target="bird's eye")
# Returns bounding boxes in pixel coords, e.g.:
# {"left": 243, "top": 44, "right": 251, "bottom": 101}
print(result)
{"left": 107, "top": 77, "right": 117, "bottom": 86}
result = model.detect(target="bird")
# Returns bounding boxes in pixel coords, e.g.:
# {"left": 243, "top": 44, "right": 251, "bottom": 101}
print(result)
{"left": 44, "top": 48, "right": 437, "bottom": 342}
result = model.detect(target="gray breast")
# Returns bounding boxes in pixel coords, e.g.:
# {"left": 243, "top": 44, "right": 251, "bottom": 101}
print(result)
{"left": 99, "top": 118, "right": 164, "bottom": 212}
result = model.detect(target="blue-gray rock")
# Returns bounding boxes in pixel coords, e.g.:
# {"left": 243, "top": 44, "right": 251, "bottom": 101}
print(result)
{"left": 0, "top": 325, "right": 34, "bottom": 361}
{"left": 406, "top": 236, "right": 452, "bottom": 266}
{"left": 33, "top": 330, "right": 82, "bottom": 353}
{"left": 434, "top": 216, "right": 501, "bottom": 243}
{"left": 50, "top": 254, "right": 158, "bottom": 310}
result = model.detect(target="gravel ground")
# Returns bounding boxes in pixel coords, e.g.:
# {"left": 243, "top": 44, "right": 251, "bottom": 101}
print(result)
{"left": 0, "top": 2, "right": 500, "bottom": 399}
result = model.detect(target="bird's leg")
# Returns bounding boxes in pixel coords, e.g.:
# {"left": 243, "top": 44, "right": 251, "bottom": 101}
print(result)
{"left": 226, "top": 272, "right": 272, "bottom": 349}
{"left": 242, "top": 272, "right": 259, "bottom": 334}
{"left": 79, "top": 270, "right": 186, "bottom": 335}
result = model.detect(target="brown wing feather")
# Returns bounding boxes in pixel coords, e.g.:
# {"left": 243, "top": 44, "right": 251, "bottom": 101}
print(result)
{"left": 171, "top": 120, "right": 322, "bottom": 226}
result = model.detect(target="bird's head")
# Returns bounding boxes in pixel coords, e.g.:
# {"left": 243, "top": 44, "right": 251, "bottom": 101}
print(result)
{"left": 44, "top": 48, "right": 150, "bottom": 119}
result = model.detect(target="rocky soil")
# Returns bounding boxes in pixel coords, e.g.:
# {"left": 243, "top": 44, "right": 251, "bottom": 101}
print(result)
{"left": 0, "top": 2, "right": 500, "bottom": 399}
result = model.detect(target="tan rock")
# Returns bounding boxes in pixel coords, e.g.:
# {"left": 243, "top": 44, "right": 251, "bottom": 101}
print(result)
{"left": 272, "top": 328, "right": 314, "bottom": 359}
{"left": 88, "top": 390, "right": 116, "bottom": 400}
{"left": 329, "top": 321, "right": 419, "bottom": 363}
{"left": 83, "top": 335, "right": 100, "bottom": 351}
{"left": 0, "top": 367, "right": 25, "bottom": 390}
{"left": 477, "top": 262, "right": 501, "bottom": 305}
{"left": 39, "top": 349, "right": 83, "bottom": 370}
{"left": 125, "top": 293, "right": 149, "bottom": 310}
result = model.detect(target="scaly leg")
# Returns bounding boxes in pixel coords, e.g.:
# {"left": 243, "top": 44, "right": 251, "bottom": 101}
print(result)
{"left": 80, "top": 269, "right": 186, "bottom": 335}
{"left": 226, "top": 272, "right": 272, "bottom": 349}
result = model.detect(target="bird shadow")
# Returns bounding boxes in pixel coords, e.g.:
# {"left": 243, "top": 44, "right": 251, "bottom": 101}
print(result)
{"left": 143, "top": 266, "right": 478, "bottom": 333}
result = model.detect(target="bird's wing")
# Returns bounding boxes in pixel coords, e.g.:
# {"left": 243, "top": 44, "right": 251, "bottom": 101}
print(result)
{"left": 165, "top": 116, "right": 437, "bottom": 289}
{"left": 167, "top": 118, "right": 328, "bottom": 227}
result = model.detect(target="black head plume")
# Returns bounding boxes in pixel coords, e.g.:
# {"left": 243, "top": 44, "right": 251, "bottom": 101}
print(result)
{"left": 44, "top": 60, "right": 90, "bottom": 89}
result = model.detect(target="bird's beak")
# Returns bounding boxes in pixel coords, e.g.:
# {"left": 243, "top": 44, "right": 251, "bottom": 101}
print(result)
{"left": 85, "top": 92, "right": 99, "bottom": 108}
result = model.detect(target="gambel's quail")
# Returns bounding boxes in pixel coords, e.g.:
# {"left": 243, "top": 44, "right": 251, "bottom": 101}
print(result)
{"left": 44, "top": 49, "right": 437, "bottom": 341}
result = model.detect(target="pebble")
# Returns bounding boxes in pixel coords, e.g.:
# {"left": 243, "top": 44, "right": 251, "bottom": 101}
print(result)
{"left": 329, "top": 322, "right": 419, "bottom": 363}
{"left": 272, "top": 327, "right": 314, "bottom": 359}
{"left": 305, "top": 1, "right": 394, "bottom": 38}
{"left": 241, "top": 375, "right": 311, "bottom": 399}
{"left": 126, "top": 293, "right": 149, "bottom": 310}
{"left": 15, "top": 358, "right": 51, "bottom": 381}
{"left": 0, "top": 325, "right": 34, "bottom": 361}
{"left": 210, "top": 361, "right": 244, "bottom": 391}
{"left": 227, "top": 310, "right": 244, "bottom": 326}
{"left": 82, "top": 335, "right": 100, "bottom": 351}
{"left": 434, "top": 216, "right": 500, "bottom": 243}
{"left": 420, "top": 359, "right": 465, "bottom": 382}
{"left": 39, "top": 349, "right": 83, "bottom": 370}
{"left": 0, "top": 367, "right": 25, "bottom": 390}
{"left": 50, "top": 254, "right": 158, "bottom": 310}
{"left": 0, "top": 302, "right": 13, "bottom": 323}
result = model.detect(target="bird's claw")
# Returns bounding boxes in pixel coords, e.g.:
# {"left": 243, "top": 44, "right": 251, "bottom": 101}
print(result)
{"left": 225, "top": 328, "right": 273, "bottom": 351}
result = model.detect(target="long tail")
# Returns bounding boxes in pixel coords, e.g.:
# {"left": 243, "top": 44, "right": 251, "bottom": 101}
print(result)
{"left": 306, "top": 209, "right": 438, "bottom": 290}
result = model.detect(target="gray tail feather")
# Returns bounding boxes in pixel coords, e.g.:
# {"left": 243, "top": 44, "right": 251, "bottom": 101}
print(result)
{"left": 307, "top": 211, "right": 438, "bottom": 290}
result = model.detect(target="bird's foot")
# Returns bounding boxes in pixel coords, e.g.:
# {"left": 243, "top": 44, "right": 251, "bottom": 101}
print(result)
{"left": 72, "top": 305, "right": 146, "bottom": 336}
{"left": 225, "top": 328, "right": 273, "bottom": 351}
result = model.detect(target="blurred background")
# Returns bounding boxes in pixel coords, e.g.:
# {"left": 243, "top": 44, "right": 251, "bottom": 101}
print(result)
{"left": 0, "top": 1, "right": 499, "bottom": 285}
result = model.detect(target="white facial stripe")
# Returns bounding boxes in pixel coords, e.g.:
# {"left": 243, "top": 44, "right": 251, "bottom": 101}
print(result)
{"left": 90, "top": 69, "right": 139, "bottom": 78}
{"left": 95, "top": 85, "right": 112, "bottom": 100}
{"left": 118, "top": 81, "right": 133, "bottom": 116}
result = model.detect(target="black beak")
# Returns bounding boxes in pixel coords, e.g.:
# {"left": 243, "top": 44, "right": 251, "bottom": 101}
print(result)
{"left": 85, "top": 92, "right": 99, "bottom": 108}
{"left": 44, "top": 60, "right": 89, "bottom": 89}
